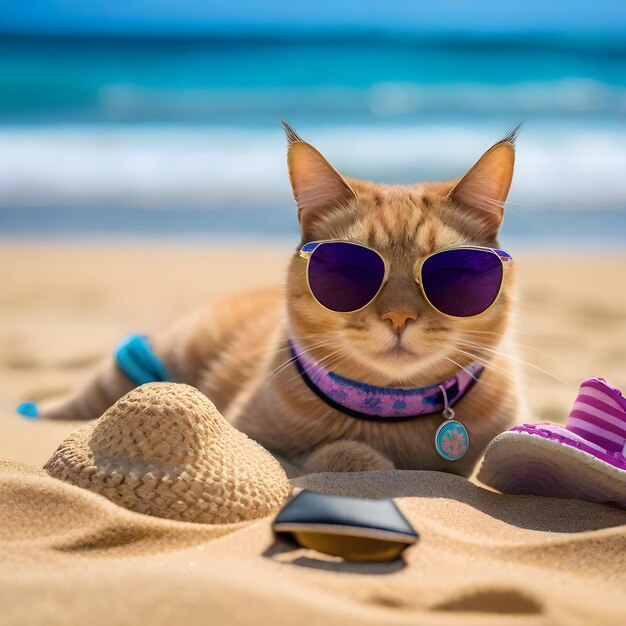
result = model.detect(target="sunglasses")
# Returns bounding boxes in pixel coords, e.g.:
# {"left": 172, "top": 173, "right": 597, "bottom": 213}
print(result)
{"left": 273, "top": 490, "right": 418, "bottom": 562}
{"left": 300, "top": 240, "right": 512, "bottom": 318}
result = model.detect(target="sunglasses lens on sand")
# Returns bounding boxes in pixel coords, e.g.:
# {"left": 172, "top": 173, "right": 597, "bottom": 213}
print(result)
{"left": 308, "top": 242, "right": 386, "bottom": 312}
{"left": 273, "top": 490, "right": 418, "bottom": 563}
{"left": 421, "top": 248, "right": 503, "bottom": 317}
{"left": 290, "top": 531, "right": 408, "bottom": 562}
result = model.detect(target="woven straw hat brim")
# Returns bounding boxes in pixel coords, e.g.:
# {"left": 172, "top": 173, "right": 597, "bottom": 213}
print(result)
{"left": 44, "top": 383, "right": 292, "bottom": 524}
{"left": 478, "top": 430, "right": 626, "bottom": 508}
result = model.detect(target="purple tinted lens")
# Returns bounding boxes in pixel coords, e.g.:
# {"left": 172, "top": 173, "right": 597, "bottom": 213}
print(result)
{"left": 308, "top": 242, "right": 385, "bottom": 312}
{"left": 421, "top": 248, "right": 503, "bottom": 317}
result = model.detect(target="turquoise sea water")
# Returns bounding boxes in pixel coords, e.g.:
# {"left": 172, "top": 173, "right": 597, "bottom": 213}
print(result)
{"left": 0, "top": 34, "right": 624, "bottom": 243}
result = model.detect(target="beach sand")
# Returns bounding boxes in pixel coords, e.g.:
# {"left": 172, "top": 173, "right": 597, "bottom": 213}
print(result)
{"left": 1, "top": 243, "right": 625, "bottom": 625}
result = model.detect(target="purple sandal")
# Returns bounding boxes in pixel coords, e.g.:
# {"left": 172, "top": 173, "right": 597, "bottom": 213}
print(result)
{"left": 478, "top": 377, "right": 626, "bottom": 508}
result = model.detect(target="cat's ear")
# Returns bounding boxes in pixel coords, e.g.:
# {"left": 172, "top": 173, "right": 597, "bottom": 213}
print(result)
{"left": 448, "top": 125, "right": 520, "bottom": 234}
{"left": 282, "top": 121, "right": 356, "bottom": 239}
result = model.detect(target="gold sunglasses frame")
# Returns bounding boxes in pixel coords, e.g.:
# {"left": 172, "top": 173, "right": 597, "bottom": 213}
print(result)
{"left": 299, "top": 240, "right": 512, "bottom": 318}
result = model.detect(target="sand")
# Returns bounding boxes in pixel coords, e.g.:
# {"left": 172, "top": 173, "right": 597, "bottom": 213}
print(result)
{"left": 1, "top": 242, "right": 625, "bottom": 625}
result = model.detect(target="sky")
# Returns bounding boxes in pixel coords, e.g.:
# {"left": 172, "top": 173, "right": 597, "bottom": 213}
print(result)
{"left": 0, "top": 0, "right": 624, "bottom": 37}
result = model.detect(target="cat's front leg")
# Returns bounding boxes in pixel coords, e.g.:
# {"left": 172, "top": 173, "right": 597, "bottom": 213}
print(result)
{"left": 300, "top": 440, "right": 395, "bottom": 473}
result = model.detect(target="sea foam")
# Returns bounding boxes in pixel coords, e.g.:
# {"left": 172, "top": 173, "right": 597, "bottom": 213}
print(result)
{"left": 0, "top": 122, "right": 624, "bottom": 210}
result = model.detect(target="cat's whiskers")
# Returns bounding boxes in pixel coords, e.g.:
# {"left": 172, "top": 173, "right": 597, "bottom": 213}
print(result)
{"left": 278, "top": 347, "right": 354, "bottom": 388}
{"left": 460, "top": 328, "right": 546, "bottom": 338}
{"left": 228, "top": 334, "right": 328, "bottom": 376}
{"left": 448, "top": 347, "right": 519, "bottom": 386}
{"left": 340, "top": 331, "right": 483, "bottom": 386}
{"left": 267, "top": 339, "right": 341, "bottom": 380}
{"left": 438, "top": 352, "right": 481, "bottom": 381}
{"left": 300, "top": 344, "right": 355, "bottom": 371}
{"left": 458, "top": 330, "right": 561, "bottom": 363}
{"left": 271, "top": 338, "right": 355, "bottom": 382}
{"left": 453, "top": 340, "right": 569, "bottom": 385}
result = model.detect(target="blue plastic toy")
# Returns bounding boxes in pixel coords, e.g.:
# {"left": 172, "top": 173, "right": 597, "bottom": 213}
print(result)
{"left": 16, "top": 333, "right": 170, "bottom": 418}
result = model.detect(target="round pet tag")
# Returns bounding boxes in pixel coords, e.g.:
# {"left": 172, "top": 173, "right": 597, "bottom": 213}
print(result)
{"left": 435, "top": 418, "right": 469, "bottom": 461}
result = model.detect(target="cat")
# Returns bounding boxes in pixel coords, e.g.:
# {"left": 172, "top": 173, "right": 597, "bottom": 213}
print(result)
{"left": 37, "top": 123, "right": 521, "bottom": 477}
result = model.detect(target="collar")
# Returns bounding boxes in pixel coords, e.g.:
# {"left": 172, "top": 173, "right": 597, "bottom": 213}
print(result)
{"left": 288, "top": 338, "right": 484, "bottom": 423}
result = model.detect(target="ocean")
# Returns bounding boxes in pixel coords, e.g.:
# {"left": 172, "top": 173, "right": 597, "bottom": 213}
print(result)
{"left": 0, "top": 34, "right": 624, "bottom": 245}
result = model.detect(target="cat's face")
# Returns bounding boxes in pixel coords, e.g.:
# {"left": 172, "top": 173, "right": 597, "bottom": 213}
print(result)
{"left": 285, "top": 125, "right": 517, "bottom": 387}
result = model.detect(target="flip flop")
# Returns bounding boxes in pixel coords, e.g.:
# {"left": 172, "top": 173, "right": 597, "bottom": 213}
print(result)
{"left": 478, "top": 377, "right": 626, "bottom": 508}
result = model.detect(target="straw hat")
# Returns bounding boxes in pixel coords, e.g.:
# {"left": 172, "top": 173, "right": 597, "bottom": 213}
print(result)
{"left": 44, "top": 383, "right": 292, "bottom": 524}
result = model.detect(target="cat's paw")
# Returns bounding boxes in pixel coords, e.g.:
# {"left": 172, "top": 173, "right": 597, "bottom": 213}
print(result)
{"left": 301, "top": 440, "right": 395, "bottom": 474}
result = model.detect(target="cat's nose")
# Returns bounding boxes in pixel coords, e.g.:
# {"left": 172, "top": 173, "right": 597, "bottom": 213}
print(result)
{"left": 380, "top": 310, "right": 417, "bottom": 334}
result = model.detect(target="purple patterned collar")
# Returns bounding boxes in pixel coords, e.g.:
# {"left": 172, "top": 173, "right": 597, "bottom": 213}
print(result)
{"left": 288, "top": 338, "right": 484, "bottom": 423}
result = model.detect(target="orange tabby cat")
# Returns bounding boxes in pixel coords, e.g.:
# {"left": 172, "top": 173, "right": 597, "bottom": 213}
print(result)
{"left": 38, "top": 124, "right": 521, "bottom": 476}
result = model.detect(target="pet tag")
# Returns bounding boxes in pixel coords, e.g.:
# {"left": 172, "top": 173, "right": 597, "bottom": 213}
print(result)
{"left": 435, "top": 385, "right": 469, "bottom": 461}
